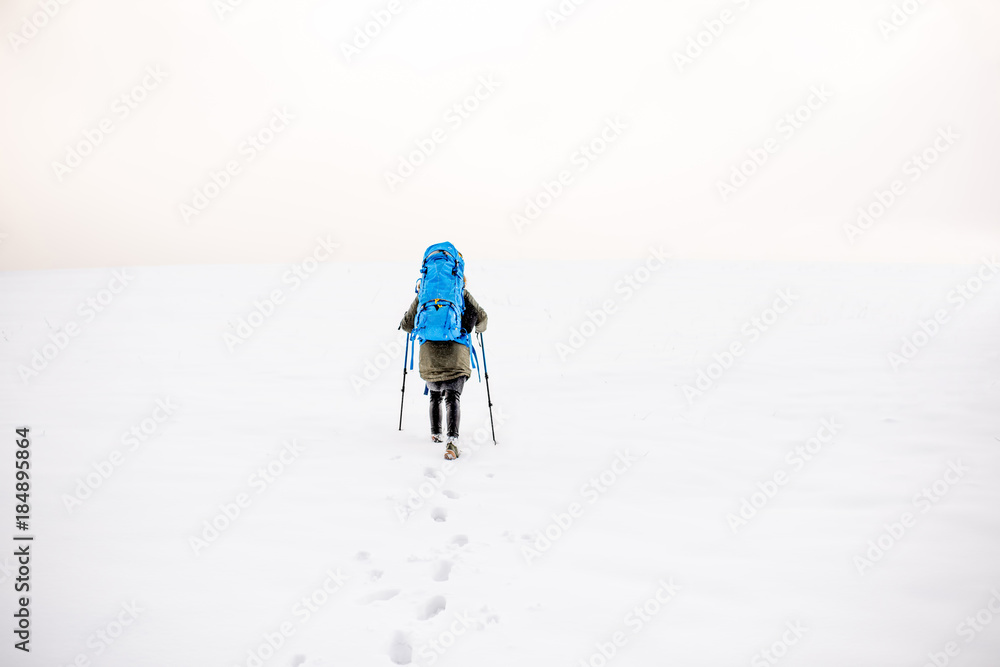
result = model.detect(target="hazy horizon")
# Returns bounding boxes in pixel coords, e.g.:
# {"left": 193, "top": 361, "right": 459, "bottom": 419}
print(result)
{"left": 1, "top": 0, "right": 998, "bottom": 270}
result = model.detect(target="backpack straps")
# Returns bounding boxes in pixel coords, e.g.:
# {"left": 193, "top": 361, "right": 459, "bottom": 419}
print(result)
{"left": 469, "top": 341, "right": 481, "bottom": 382}
{"left": 408, "top": 332, "right": 416, "bottom": 370}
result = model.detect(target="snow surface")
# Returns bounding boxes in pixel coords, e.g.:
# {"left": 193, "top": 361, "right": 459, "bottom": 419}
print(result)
{"left": 1, "top": 259, "right": 999, "bottom": 667}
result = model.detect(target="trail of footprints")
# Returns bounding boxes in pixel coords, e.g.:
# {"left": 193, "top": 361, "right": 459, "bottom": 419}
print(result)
{"left": 359, "top": 534, "right": 472, "bottom": 665}
{"left": 359, "top": 480, "right": 493, "bottom": 665}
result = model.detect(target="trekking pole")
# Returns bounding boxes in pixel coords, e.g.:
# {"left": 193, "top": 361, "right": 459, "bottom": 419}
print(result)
{"left": 478, "top": 332, "right": 497, "bottom": 445}
{"left": 398, "top": 329, "right": 409, "bottom": 431}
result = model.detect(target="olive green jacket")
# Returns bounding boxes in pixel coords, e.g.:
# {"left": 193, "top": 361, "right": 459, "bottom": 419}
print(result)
{"left": 399, "top": 290, "right": 488, "bottom": 382}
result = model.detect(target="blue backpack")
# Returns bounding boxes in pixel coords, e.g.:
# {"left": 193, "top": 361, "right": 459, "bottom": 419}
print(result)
{"left": 409, "top": 242, "right": 479, "bottom": 378}
{"left": 413, "top": 242, "right": 467, "bottom": 345}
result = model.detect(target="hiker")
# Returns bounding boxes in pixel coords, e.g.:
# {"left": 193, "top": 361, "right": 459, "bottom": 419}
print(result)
{"left": 399, "top": 243, "right": 488, "bottom": 460}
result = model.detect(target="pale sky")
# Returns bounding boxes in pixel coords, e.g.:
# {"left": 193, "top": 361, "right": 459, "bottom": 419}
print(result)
{"left": 0, "top": 0, "right": 998, "bottom": 269}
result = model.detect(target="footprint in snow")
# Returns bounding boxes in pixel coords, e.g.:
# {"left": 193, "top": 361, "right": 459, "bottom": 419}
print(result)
{"left": 357, "top": 589, "right": 400, "bottom": 605}
{"left": 479, "top": 604, "right": 501, "bottom": 624}
{"left": 418, "top": 595, "right": 447, "bottom": 620}
{"left": 442, "top": 489, "right": 460, "bottom": 499}
{"left": 432, "top": 560, "right": 452, "bottom": 582}
{"left": 451, "top": 534, "right": 468, "bottom": 547}
{"left": 388, "top": 631, "right": 412, "bottom": 665}
{"left": 431, "top": 507, "right": 447, "bottom": 522}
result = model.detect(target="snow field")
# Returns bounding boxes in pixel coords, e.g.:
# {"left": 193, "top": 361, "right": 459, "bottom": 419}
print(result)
{"left": 0, "top": 258, "right": 998, "bottom": 666}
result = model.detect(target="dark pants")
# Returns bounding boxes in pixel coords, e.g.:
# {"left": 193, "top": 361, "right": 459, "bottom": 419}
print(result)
{"left": 428, "top": 377, "right": 466, "bottom": 438}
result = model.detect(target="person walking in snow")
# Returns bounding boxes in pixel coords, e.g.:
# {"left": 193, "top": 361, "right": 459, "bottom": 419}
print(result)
{"left": 399, "top": 243, "right": 488, "bottom": 460}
